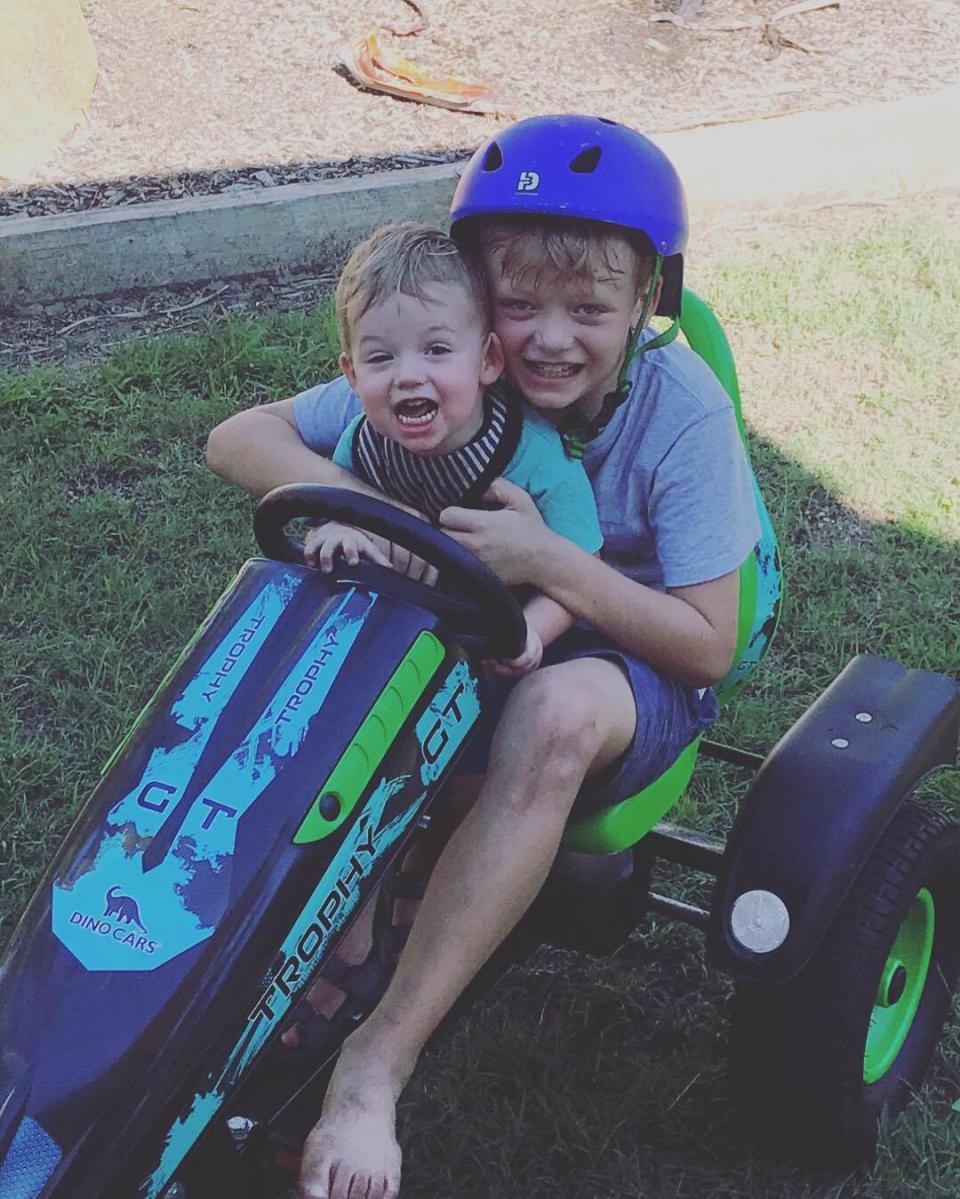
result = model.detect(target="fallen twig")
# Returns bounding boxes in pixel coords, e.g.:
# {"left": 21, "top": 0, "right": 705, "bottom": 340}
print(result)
{"left": 161, "top": 284, "right": 229, "bottom": 316}
{"left": 383, "top": 0, "right": 429, "bottom": 37}
{"left": 774, "top": 33, "right": 825, "bottom": 52}
{"left": 651, "top": 0, "right": 839, "bottom": 32}
{"left": 55, "top": 285, "right": 229, "bottom": 337}
{"left": 771, "top": 0, "right": 839, "bottom": 21}
{"left": 666, "top": 1072, "right": 702, "bottom": 1113}
{"left": 812, "top": 199, "right": 892, "bottom": 211}
{"left": 57, "top": 310, "right": 142, "bottom": 336}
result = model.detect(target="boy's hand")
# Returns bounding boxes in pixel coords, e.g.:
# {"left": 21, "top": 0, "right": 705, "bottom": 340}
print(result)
{"left": 304, "top": 522, "right": 393, "bottom": 573}
{"left": 484, "top": 625, "right": 543, "bottom": 680}
{"left": 439, "top": 478, "right": 548, "bottom": 587}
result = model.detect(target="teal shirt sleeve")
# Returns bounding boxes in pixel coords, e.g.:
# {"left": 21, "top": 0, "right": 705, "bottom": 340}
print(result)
{"left": 332, "top": 414, "right": 363, "bottom": 474}
{"left": 501, "top": 408, "right": 603, "bottom": 553}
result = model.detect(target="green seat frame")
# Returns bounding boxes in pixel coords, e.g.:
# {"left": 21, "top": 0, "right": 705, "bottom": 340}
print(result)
{"left": 562, "top": 289, "right": 783, "bottom": 854}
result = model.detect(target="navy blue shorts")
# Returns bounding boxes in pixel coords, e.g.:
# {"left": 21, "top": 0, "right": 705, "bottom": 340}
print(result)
{"left": 458, "top": 627, "right": 719, "bottom": 814}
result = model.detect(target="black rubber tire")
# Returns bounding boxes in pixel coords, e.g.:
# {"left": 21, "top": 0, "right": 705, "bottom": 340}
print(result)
{"left": 730, "top": 798, "right": 960, "bottom": 1164}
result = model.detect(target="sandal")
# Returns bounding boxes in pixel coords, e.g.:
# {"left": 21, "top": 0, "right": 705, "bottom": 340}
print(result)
{"left": 269, "top": 784, "right": 475, "bottom": 1069}
{"left": 270, "top": 858, "right": 429, "bottom": 1068}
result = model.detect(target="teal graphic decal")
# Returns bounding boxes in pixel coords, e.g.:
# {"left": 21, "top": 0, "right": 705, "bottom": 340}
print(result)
{"left": 733, "top": 478, "right": 782, "bottom": 686}
{"left": 51, "top": 583, "right": 376, "bottom": 972}
{"left": 141, "top": 661, "right": 480, "bottom": 1198}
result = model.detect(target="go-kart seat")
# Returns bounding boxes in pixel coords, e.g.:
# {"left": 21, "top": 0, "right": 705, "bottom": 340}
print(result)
{"left": 562, "top": 289, "right": 783, "bottom": 853}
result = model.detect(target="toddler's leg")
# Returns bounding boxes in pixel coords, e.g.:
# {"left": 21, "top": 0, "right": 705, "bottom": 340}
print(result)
{"left": 299, "top": 657, "right": 637, "bottom": 1199}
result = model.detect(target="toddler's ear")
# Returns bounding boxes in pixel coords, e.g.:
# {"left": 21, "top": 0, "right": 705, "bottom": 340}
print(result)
{"left": 339, "top": 351, "right": 358, "bottom": 389}
{"left": 480, "top": 331, "right": 505, "bottom": 385}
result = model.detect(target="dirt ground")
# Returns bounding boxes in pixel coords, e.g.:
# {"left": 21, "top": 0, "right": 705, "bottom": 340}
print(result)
{"left": 4, "top": 187, "right": 958, "bottom": 371}
{"left": 2, "top": 0, "right": 958, "bottom": 217}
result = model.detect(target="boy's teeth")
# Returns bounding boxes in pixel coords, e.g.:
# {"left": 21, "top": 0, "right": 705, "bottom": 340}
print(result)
{"left": 529, "top": 362, "right": 579, "bottom": 378}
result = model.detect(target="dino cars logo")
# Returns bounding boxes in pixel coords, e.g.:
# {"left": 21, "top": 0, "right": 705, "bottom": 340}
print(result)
{"left": 65, "top": 885, "right": 160, "bottom": 956}
{"left": 104, "top": 884, "right": 148, "bottom": 928}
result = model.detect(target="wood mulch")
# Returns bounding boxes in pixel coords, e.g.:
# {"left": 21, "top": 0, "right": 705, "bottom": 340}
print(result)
{"left": 1, "top": 0, "right": 957, "bottom": 219}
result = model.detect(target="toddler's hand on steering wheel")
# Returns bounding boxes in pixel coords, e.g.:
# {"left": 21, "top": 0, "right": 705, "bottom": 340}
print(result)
{"left": 304, "top": 522, "right": 393, "bottom": 573}
{"left": 356, "top": 498, "right": 439, "bottom": 586}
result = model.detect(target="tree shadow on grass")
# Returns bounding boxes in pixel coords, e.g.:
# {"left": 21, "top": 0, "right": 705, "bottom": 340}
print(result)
{"left": 397, "top": 429, "right": 959, "bottom": 1199}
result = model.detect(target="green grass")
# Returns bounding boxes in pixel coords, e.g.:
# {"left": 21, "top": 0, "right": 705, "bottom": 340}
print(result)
{"left": 2, "top": 204, "right": 959, "bottom": 1197}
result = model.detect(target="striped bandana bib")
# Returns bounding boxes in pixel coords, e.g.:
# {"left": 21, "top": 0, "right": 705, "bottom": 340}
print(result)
{"left": 351, "top": 383, "right": 523, "bottom": 523}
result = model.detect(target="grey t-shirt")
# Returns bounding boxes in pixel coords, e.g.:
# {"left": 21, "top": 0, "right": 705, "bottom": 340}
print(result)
{"left": 292, "top": 337, "right": 760, "bottom": 592}
{"left": 582, "top": 337, "right": 760, "bottom": 590}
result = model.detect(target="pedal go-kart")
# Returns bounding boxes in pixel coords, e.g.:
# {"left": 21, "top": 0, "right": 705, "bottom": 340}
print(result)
{"left": 2, "top": 292, "right": 958, "bottom": 1199}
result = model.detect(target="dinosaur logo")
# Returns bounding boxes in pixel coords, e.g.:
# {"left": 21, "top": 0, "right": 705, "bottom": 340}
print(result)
{"left": 104, "top": 886, "right": 147, "bottom": 931}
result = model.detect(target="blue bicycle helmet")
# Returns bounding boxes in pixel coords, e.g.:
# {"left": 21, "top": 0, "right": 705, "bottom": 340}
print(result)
{"left": 450, "top": 114, "right": 688, "bottom": 318}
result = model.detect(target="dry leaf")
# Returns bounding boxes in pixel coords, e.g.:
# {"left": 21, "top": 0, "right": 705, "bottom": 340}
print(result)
{"left": 339, "top": 29, "right": 510, "bottom": 115}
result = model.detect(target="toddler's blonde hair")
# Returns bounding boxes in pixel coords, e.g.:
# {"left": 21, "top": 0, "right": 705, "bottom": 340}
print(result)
{"left": 336, "top": 222, "right": 491, "bottom": 355}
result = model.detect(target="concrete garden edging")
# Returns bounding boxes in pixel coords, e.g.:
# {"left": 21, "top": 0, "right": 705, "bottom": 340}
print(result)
{"left": 1, "top": 86, "right": 957, "bottom": 311}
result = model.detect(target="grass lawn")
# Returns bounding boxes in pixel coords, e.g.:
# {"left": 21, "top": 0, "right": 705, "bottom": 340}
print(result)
{"left": 2, "top": 198, "right": 959, "bottom": 1198}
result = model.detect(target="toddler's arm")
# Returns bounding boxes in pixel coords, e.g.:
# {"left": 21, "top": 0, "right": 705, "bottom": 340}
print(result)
{"left": 485, "top": 592, "right": 574, "bottom": 680}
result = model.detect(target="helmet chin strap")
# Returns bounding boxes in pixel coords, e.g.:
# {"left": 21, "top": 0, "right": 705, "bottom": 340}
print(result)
{"left": 617, "top": 254, "right": 681, "bottom": 388}
{"left": 559, "top": 256, "right": 680, "bottom": 459}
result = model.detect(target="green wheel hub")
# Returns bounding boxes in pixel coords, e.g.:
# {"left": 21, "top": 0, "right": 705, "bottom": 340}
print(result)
{"left": 863, "top": 887, "right": 935, "bottom": 1084}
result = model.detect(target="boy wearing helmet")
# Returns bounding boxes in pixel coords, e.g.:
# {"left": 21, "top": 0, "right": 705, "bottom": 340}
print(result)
{"left": 207, "top": 116, "right": 761, "bottom": 1199}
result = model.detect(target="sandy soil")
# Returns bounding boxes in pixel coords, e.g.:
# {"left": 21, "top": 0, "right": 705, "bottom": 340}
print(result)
{"left": 2, "top": 0, "right": 957, "bottom": 215}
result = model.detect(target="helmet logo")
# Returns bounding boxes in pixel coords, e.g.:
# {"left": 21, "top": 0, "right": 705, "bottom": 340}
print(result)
{"left": 516, "top": 171, "right": 540, "bottom": 193}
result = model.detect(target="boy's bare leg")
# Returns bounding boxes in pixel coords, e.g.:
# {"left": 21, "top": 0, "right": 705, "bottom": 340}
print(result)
{"left": 299, "top": 658, "right": 637, "bottom": 1199}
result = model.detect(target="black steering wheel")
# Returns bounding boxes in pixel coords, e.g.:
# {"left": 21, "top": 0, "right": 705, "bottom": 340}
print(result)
{"left": 253, "top": 485, "right": 527, "bottom": 660}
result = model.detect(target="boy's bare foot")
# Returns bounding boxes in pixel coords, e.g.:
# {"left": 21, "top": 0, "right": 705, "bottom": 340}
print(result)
{"left": 299, "top": 1046, "right": 403, "bottom": 1199}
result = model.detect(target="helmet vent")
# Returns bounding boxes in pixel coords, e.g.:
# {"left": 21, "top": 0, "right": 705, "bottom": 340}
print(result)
{"left": 481, "top": 143, "right": 503, "bottom": 172}
{"left": 569, "top": 146, "right": 602, "bottom": 173}
{"left": 599, "top": 117, "right": 618, "bottom": 126}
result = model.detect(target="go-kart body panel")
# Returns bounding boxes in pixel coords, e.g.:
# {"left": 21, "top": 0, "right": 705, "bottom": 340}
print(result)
{"left": 709, "top": 654, "right": 960, "bottom": 983}
{"left": 0, "top": 557, "right": 480, "bottom": 1199}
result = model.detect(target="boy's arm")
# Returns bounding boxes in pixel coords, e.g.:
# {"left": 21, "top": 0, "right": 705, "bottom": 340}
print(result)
{"left": 441, "top": 480, "right": 738, "bottom": 689}
{"left": 207, "top": 396, "right": 437, "bottom": 580}
{"left": 206, "top": 398, "right": 362, "bottom": 498}
{"left": 208, "top": 397, "right": 413, "bottom": 514}
{"left": 540, "top": 539, "right": 738, "bottom": 688}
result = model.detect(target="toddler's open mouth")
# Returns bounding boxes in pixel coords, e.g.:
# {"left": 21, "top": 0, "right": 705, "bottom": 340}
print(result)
{"left": 394, "top": 398, "right": 438, "bottom": 427}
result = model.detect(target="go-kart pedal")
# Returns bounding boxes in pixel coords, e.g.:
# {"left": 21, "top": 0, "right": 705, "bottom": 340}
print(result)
{"left": 272, "top": 944, "right": 392, "bottom": 1066}
{"left": 270, "top": 858, "right": 428, "bottom": 1068}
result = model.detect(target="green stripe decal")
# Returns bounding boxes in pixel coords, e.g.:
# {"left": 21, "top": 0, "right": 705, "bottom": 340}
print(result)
{"left": 293, "top": 630, "right": 446, "bottom": 844}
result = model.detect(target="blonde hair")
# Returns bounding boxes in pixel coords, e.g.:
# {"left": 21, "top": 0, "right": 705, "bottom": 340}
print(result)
{"left": 470, "top": 216, "right": 655, "bottom": 298}
{"left": 336, "top": 222, "right": 491, "bottom": 354}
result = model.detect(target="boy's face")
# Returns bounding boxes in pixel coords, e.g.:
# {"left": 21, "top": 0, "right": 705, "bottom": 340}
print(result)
{"left": 483, "top": 236, "right": 647, "bottom": 420}
{"left": 340, "top": 283, "right": 504, "bottom": 457}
